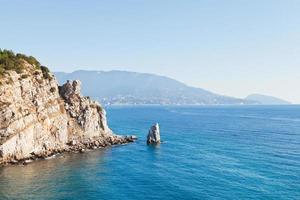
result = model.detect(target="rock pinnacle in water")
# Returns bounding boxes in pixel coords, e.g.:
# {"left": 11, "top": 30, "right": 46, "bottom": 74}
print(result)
{"left": 147, "top": 123, "right": 161, "bottom": 144}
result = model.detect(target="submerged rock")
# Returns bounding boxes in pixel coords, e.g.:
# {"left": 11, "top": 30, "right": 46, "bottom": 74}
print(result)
{"left": 147, "top": 123, "right": 161, "bottom": 144}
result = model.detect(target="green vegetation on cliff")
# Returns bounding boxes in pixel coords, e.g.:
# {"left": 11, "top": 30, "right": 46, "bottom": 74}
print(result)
{"left": 0, "top": 49, "right": 51, "bottom": 79}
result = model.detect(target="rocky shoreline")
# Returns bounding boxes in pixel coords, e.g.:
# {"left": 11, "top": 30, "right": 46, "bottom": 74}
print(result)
{"left": 1, "top": 135, "right": 137, "bottom": 166}
{"left": 0, "top": 53, "right": 138, "bottom": 167}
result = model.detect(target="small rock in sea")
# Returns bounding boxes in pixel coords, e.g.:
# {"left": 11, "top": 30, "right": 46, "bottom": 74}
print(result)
{"left": 131, "top": 135, "right": 138, "bottom": 140}
{"left": 124, "top": 135, "right": 138, "bottom": 142}
{"left": 71, "top": 140, "right": 77, "bottom": 146}
{"left": 79, "top": 149, "right": 85, "bottom": 153}
{"left": 94, "top": 141, "right": 100, "bottom": 146}
{"left": 24, "top": 159, "right": 33, "bottom": 164}
{"left": 10, "top": 159, "right": 19, "bottom": 164}
{"left": 147, "top": 123, "right": 161, "bottom": 144}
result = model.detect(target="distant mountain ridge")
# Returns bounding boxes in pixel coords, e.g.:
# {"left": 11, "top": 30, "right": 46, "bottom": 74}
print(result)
{"left": 55, "top": 70, "right": 254, "bottom": 105}
{"left": 245, "top": 94, "right": 291, "bottom": 105}
{"left": 55, "top": 70, "right": 290, "bottom": 106}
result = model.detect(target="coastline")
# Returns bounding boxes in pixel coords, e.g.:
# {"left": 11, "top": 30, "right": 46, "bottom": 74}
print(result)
{"left": 0, "top": 135, "right": 137, "bottom": 166}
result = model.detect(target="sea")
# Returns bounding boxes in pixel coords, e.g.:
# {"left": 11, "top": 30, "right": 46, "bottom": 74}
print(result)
{"left": 0, "top": 105, "right": 299, "bottom": 200}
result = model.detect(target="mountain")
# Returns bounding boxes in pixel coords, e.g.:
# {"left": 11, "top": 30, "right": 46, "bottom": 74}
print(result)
{"left": 54, "top": 70, "right": 253, "bottom": 105}
{"left": 245, "top": 94, "right": 291, "bottom": 105}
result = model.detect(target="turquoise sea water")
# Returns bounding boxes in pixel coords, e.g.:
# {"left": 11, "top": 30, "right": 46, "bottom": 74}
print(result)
{"left": 0, "top": 105, "right": 299, "bottom": 200}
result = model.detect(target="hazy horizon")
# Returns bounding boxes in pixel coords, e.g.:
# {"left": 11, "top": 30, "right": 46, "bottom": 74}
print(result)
{"left": 1, "top": 0, "right": 299, "bottom": 103}
{"left": 55, "top": 69, "right": 292, "bottom": 103}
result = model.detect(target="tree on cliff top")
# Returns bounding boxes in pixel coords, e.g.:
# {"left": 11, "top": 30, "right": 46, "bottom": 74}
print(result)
{"left": 0, "top": 49, "right": 51, "bottom": 79}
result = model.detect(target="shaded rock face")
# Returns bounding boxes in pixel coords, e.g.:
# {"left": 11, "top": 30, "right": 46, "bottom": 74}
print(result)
{"left": 147, "top": 123, "right": 161, "bottom": 144}
{"left": 0, "top": 63, "right": 132, "bottom": 165}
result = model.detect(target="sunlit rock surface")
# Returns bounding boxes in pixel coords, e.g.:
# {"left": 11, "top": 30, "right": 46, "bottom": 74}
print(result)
{"left": 0, "top": 62, "right": 135, "bottom": 165}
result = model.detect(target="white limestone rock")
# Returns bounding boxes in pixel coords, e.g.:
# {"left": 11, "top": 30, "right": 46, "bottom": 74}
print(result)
{"left": 147, "top": 123, "right": 161, "bottom": 144}
{"left": 0, "top": 63, "right": 121, "bottom": 165}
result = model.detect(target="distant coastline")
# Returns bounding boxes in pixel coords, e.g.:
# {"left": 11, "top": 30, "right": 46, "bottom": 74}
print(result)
{"left": 55, "top": 70, "right": 291, "bottom": 106}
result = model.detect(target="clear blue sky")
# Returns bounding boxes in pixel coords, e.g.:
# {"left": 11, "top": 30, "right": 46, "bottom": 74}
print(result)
{"left": 1, "top": 0, "right": 300, "bottom": 103}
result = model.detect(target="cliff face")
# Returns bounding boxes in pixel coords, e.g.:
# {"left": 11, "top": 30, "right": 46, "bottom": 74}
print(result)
{"left": 0, "top": 61, "right": 133, "bottom": 165}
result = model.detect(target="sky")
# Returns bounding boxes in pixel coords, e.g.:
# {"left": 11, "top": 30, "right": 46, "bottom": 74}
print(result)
{"left": 1, "top": 0, "right": 300, "bottom": 103}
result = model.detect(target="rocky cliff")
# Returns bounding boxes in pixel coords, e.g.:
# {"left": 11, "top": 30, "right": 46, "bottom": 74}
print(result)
{"left": 0, "top": 57, "right": 134, "bottom": 165}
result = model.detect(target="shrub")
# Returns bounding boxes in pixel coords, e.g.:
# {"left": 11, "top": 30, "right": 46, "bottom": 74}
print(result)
{"left": 5, "top": 78, "right": 13, "bottom": 84}
{"left": 0, "top": 50, "right": 25, "bottom": 75}
{"left": 40, "top": 66, "right": 52, "bottom": 80}
{"left": 0, "top": 49, "right": 52, "bottom": 80}
{"left": 16, "top": 53, "right": 40, "bottom": 68}
{"left": 21, "top": 74, "right": 29, "bottom": 79}
{"left": 50, "top": 87, "right": 56, "bottom": 93}
{"left": 0, "top": 66, "right": 4, "bottom": 77}
{"left": 34, "top": 71, "right": 41, "bottom": 76}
